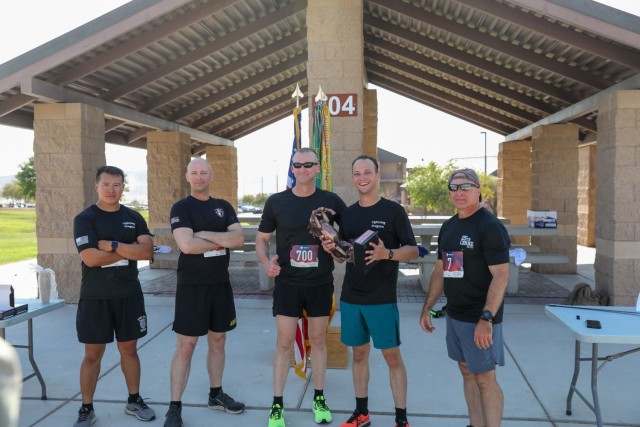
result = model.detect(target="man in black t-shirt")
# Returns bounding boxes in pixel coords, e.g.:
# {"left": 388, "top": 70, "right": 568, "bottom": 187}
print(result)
{"left": 256, "top": 147, "right": 346, "bottom": 427}
{"left": 72, "top": 166, "right": 155, "bottom": 427}
{"left": 321, "top": 155, "right": 418, "bottom": 427}
{"left": 419, "top": 168, "right": 510, "bottom": 427}
{"left": 163, "top": 158, "right": 246, "bottom": 427}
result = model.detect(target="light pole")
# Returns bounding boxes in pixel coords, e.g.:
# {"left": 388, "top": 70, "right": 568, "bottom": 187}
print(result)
{"left": 273, "top": 160, "right": 278, "bottom": 193}
{"left": 480, "top": 131, "right": 487, "bottom": 175}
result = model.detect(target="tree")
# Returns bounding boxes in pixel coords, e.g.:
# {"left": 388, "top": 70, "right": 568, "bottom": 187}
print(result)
{"left": 405, "top": 161, "right": 457, "bottom": 215}
{"left": 2, "top": 181, "right": 23, "bottom": 202}
{"left": 15, "top": 156, "right": 36, "bottom": 200}
{"left": 405, "top": 162, "right": 497, "bottom": 215}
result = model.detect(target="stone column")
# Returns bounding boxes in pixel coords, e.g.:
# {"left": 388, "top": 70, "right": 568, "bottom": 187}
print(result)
{"left": 577, "top": 144, "right": 596, "bottom": 247}
{"left": 362, "top": 88, "right": 378, "bottom": 159}
{"left": 34, "top": 103, "right": 105, "bottom": 303}
{"left": 530, "top": 124, "right": 578, "bottom": 274}
{"left": 595, "top": 90, "right": 640, "bottom": 305}
{"left": 307, "top": 0, "right": 365, "bottom": 203}
{"left": 146, "top": 131, "right": 191, "bottom": 268}
{"left": 204, "top": 145, "right": 238, "bottom": 210}
{"left": 498, "top": 140, "right": 531, "bottom": 222}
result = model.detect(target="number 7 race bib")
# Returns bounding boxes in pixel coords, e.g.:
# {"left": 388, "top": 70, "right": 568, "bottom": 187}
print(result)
{"left": 290, "top": 244, "right": 319, "bottom": 268}
{"left": 443, "top": 251, "right": 464, "bottom": 278}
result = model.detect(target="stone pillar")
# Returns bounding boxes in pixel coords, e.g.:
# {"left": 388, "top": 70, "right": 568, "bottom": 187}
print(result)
{"left": 577, "top": 144, "right": 596, "bottom": 247}
{"left": 307, "top": 0, "right": 364, "bottom": 203}
{"left": 146, "top": 131, "right": 191, "bottom": 268}
{"left": 498, "top": 140, "right": 531, "bottom": 245}
{"left": 595, "top": 90, "right": 640, "bottom": 305}
{"left": 34, "top": 103, "right": 106, "bottom": 303}
{"left": 530, "top": 125, "right": 578, "bottom": 273}
{"left": 362, "top": 88, "right": 378, "bottom": 159}
{"left": 204, "top": 145, "right": 238, "bottom": 210}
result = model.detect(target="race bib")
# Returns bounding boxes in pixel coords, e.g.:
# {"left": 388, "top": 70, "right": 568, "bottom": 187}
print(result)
{"left": 290, "top": 244, "right": 319, "bottom": 268}
{"left": 102, "top": 259, "right": 129, "bottom": 268}
{"left": 442, "top": 251, "right": 464, "bottom": 278}
{"left": 204, "top": 247, "right": 226, "bottom": 257}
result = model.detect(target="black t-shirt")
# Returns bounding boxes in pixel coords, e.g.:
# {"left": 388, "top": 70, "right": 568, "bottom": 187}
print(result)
{"left": 258, "top": 188, "right": 346, "bottom": 287}
{"left": 437, "top": 208, "right": 511, "bottom": 323}
{"left": 170, "top": 196, "right": 239, "bottom": 285}
{"left": 73, "top": 204, "right": 150, "bottom": 299}
{"left": 339, "top": 198, "right": 417, "bottom": 305}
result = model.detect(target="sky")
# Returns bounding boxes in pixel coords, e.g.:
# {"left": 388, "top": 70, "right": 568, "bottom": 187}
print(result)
{"left": 0, "top": 0, "right": 638, "bottom": 199}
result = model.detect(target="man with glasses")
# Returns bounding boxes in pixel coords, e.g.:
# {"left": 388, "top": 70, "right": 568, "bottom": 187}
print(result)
{"left": 419, "top": 168, "right": 510, "bottom": 427}
{"left": 256, "top": 147, "right": 346, "bottom": 427}
{"left": 321, "top": 155, "right": 418, "bottom": 427}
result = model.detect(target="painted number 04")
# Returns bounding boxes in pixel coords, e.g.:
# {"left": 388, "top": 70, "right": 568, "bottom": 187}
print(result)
{"left": 326, "top": 94, "right": 358, "bottom": 117}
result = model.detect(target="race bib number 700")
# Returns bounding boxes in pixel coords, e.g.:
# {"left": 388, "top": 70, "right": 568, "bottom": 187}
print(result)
{"left": 290, "top": 244, "right": 319, "bottom": 268}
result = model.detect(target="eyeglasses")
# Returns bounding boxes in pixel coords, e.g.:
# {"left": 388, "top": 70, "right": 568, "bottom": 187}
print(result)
{"left": 448, "top": 183, "right": 478, "bottom": 192}
{"left": 292, "top": 162, "right": 318, "bottom": 169}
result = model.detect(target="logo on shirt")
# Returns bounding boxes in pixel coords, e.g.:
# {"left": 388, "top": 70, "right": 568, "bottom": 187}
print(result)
{"left": 371, "top": 220, "right": 386, "bottom": 230}
{"left": 137, "top": 315, "right": 147, "bottom": 333}
{"left": 170, "top": 216, "right": 179, "bottom": 224}
{"left": 123, "top": 221, "right": 135, "bottom": 229}
{"left": 459, "top": 235, "right": 474, "bottom": 249}
{"left": 214, "top": 208, "right": 224, "bottom": 218}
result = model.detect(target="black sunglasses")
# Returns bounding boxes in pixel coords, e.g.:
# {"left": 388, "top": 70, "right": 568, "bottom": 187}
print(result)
{"left": 292, "top": 162, "right": 318, "bottom": 169}
{"left": 448, "top": 183, "right": 478, "bottom": 192}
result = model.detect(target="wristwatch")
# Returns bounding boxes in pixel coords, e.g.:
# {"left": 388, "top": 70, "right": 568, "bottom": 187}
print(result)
{"left": 480, "top": 310, "right": 494, "bottom": 323}
{"left": 388, "top": 249, "right": 394, "bottom": 260}
{"left": 111, "top": 241, "right": 119, "bottom": 252}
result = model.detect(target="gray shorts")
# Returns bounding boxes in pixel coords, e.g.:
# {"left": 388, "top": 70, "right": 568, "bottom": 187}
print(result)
{"left": 445, "top": 316, "right": 505, "bottom": 373}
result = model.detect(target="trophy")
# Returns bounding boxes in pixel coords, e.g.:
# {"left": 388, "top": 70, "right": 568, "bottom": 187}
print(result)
{"left": 308, "top": 208, "right": 353, "bottom": 262}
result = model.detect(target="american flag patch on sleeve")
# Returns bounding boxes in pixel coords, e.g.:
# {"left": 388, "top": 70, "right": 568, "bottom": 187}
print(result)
{"left": 75, "top": 236, "right": 89, "bottom": 246}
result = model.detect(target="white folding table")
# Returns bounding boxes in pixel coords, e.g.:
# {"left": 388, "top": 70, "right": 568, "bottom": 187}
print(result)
{"left": 545, "top": 304, "right": 640, "bottom": 427}
{"left": 0, "top": 299, "right": 65, "bottom": 400}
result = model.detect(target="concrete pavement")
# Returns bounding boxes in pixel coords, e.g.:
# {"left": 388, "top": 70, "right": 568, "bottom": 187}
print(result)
{"left": 3, "top": 247, "right": 640, "bottom": 426}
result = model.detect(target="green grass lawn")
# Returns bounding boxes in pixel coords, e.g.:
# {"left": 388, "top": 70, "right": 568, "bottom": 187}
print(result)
{"left": 0, "top": 207, "right": 150, "bottom": 265}
{"left": 0, "top": 208, "right": 37, "bottom": 264}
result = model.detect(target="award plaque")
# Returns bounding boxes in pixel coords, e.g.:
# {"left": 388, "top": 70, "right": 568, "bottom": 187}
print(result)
{"left": 353, "top": 230, "right": 379, "bottom": 276}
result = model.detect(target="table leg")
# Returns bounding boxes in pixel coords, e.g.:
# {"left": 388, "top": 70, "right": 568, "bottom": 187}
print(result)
{"left": 565, "top": 340, "right": 580, "bottom": 415}
{"left": 591, "top": 343, "right": 602, "bottom": 427}
{"left": 27, "top": 319, "right": 47, "bottom": 400}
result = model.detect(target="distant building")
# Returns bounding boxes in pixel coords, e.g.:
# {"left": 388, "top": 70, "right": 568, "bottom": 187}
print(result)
{"left": 377, "top": 147, "right": 407, "bottom": 205}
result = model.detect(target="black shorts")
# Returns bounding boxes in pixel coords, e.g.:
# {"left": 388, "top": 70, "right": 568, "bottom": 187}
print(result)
{"left": 76, "top": 294, "right": 148, "bottom": 344}
{"left": 173, "top": 282, "right": 237, "bottom": 336}
{"left": 272, "top": 281, "right": 334, "bottom": 318}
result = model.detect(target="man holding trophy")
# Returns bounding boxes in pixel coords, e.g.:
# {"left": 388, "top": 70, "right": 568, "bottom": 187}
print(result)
{"left": 321, "top": 155, "right": 418, "bottom": 427}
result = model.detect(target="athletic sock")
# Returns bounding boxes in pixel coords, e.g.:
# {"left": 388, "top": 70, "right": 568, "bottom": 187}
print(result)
{"left": 128, "top": 393, "right": 140, "bottom": 404}
{"left": 169, "top": 401, "right": 182, "bottom": 408}
{"left": 395, "top": 407, "right": 407, "bottom": 423}
{"left": 272, "top": 396, "right": 284, "bottom": 407}
{"left": 314, "top": 389, "right": 324, "bottom": 399}
{"left": 356, "top": 396, "right": 368, "bottom": 415}
{"left": 210, "top": 386, "right": 222, "bottom": 399}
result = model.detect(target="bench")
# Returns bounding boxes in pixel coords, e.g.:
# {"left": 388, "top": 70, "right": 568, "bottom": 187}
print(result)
{"left": 405, "top": 251, "right": 569, "bottom": 294}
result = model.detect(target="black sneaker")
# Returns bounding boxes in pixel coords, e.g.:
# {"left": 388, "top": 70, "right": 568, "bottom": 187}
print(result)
{"left": 163, "top": 405, "right": 183, "bottom": 427}
{"left": 208, "top": 389, "right": 245, "bottom": 414}
{"left": 73, "top": 407, "right": 96, "bottom": 427}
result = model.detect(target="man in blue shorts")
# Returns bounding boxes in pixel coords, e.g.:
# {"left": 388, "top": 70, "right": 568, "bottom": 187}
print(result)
{"left": 322, "top": 155, "right": 418, "bottom": 427}
{"left": 73, "top": 166, "right": 156, "bottom": 426}
{"left": 256, "top": 147, "right": 346, "bottom": 427}
{"left": 163, "top": 158, "right": 246, "bottom": 427}
{"left": 419, "top": 168, "right": 510, "bottom": 427}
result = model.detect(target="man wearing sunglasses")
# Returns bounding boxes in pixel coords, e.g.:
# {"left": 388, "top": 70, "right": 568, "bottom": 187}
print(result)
{"left": 418, "top": 168, "right": 510, "bottom": 427}
{"left": 322, "top": 155, "right": 418, "bottom": 427}
{"left": 256, "top": 147, "right": 347, "bottom": 427}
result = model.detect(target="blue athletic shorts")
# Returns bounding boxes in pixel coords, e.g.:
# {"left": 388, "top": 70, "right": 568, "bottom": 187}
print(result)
{"left": 445, "top": 316, "right": 505, "bottom": 373}
{"left": 340, "top": 301, "right": 401, "bottom": 349}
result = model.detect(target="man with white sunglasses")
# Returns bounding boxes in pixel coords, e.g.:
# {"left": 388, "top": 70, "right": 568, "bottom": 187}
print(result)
{"left": 256, "top": 147, "right": 346, "bottom": 427}
{"left": 419, "top": 168, "right": 510, "bottom": 427}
